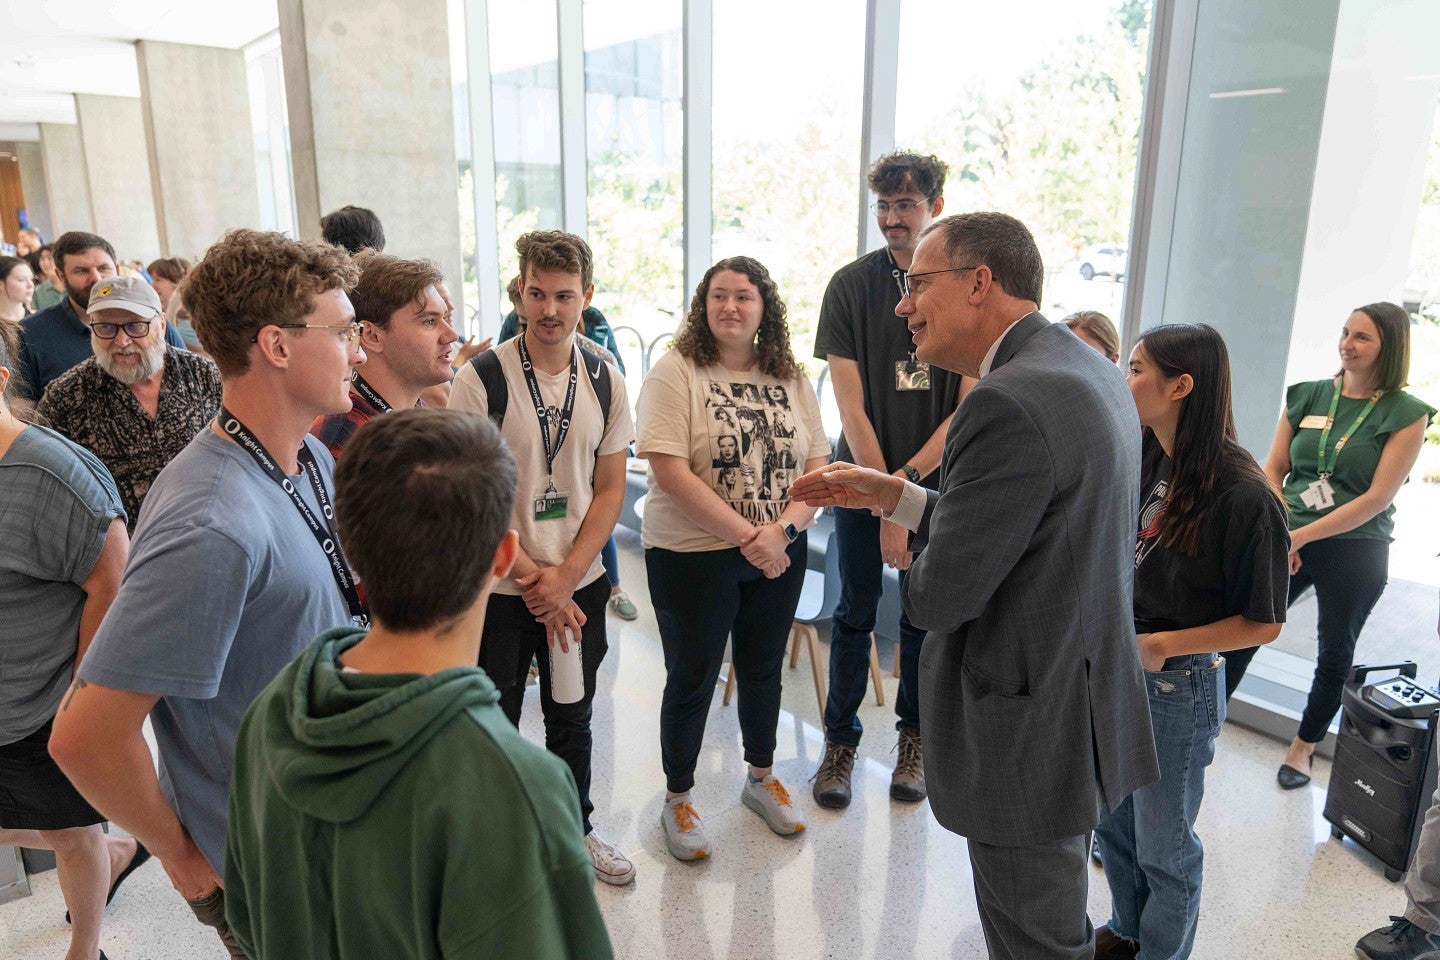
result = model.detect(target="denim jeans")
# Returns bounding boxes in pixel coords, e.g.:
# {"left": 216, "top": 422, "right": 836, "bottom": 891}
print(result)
{"left": 1095, "top": 654, "right": 1225, "bottom": 960}
{"left": 601, "top": 535, "right": 620, "bottom": 587}
{"left": 824, "top": 506, "right": 924, "bottom": 747}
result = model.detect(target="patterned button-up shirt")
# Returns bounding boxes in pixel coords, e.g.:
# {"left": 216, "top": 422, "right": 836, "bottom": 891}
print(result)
{"left": 37, "top": 347, "right": 223, "bottom": 530}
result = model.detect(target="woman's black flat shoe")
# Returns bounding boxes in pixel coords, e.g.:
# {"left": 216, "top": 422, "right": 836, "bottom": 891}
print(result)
{"left": 1277, "top": 763, "right": 1312, "bottom": 789}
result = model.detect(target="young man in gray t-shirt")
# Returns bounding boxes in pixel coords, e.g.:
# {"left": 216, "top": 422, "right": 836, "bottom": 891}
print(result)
{"left": 51, "top": 230, "right": 366, "bottom": 960}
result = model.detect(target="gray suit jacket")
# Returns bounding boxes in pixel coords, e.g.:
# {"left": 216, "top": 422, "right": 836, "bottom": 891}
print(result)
{"left": 903, "top": 311, "right": 1159, "bottom": 846}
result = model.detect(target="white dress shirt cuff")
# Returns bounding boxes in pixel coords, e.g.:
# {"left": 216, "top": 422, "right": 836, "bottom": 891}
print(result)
{"left": 882, "top": 479, "right": 927, "bottom": 532}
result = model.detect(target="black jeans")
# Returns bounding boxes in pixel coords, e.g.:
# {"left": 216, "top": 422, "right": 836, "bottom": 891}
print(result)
{"left": 481, "top": 575, "right": 610, "bottom": 833}
{"left": 647, "top": 536, "right": 808, "bottom": 794}
{"left": 1225, "top": 537, "right": 1388, "bottom": 743}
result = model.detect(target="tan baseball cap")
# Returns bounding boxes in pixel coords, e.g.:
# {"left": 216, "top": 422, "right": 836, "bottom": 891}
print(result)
{"left": 87, "top": 276, "right": 163, "bottom": 318}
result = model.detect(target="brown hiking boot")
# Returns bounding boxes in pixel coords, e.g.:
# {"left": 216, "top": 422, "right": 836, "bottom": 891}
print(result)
{"left": 890, "top": 727, "right": 926, "bottom": 802}
{"left": 812, "top": 740, "right": 857, "bottom": 808}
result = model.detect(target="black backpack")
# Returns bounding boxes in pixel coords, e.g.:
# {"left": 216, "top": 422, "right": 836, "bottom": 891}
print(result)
{"left": 469, "top": 346, "right": 614, "bottom": 433}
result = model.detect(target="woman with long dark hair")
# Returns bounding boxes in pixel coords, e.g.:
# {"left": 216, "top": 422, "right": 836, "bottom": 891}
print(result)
{"left": 1093, "top": 324, "right": 1290, "bottom": 960}
{"left": 636, "top": 256, "right": 830, "bottom": 861}
{"left": 1225, "top": 303, "right": 1436, "bottom": 789}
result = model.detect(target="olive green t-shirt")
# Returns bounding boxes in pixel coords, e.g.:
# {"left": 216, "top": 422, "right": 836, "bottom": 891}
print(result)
{"left": 1282, "top": 378, "right": 1436, "bottom": 541}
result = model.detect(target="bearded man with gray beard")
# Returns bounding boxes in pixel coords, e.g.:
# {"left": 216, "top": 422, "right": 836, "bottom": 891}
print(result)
{"left": 37, "top": 276, "right": 221, "bottom": 531}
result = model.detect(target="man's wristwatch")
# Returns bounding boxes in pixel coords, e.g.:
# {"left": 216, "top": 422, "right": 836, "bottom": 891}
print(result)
{"left": 900, "top": 463, "right": 922, "bottom": 484}
{"left": 780, "top": 522, "right": 800, "bottom": 543}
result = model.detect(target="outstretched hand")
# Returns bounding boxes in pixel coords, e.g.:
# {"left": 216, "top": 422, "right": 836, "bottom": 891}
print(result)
{"left": 787, "top": 462, "right": 905, "bottom": 516}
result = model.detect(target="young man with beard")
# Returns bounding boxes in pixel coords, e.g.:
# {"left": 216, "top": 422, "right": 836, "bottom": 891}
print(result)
{"left": 448, "top": 230, "right": 636, "bottom": 886}
{"left": 50, "top": 229, "right": 367, "bottom": 959}
{"left": 38, "top": 277, "right": 222, "bottom": 530}
{"left": 311, "top": 253, "right": 458, "bottom": 458}
{"left": 16, "top": 231, "right": 186, "bottom": 401}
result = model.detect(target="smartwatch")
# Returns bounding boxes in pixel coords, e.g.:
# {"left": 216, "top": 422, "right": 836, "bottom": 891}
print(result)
{"left": 900, "top": 463, "right": 922, "bottom": 484}
{"left": 781, "top": 522, "right": 800, "bottom": 543}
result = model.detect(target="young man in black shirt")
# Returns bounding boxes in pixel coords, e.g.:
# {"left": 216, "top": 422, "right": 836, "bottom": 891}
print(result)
{"left": 810, "top": 151, "right": 971, "bottom": 808}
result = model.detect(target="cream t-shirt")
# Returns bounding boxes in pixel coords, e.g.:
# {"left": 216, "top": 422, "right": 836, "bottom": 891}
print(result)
{"left": 636, "top": 349, "right": 830, "bottom": 552}
{"left": 449, "top": 338, "right": 634, "bottom": 594}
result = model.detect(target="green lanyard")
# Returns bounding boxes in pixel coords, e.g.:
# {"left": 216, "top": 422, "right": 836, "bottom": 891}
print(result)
{"left": 1316, "top": 377, "right": 1382, "bottom": 479}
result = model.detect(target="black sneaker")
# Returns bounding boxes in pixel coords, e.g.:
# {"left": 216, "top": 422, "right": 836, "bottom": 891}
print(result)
{"left": 1356, "top": 917, "right": 1440, "bottom": 960}
{"left": 812, "top": 740, "right": 857, "bottom": 809}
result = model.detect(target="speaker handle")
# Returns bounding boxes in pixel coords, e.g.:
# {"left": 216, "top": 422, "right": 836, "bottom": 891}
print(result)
{"left": 1352, "top": 662, "right": 1418, "bottom": 685}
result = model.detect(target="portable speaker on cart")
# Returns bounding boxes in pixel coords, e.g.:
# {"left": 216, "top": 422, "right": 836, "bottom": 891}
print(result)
{"left": 1323, "top": 661, "right": 1439, "bottom": 881}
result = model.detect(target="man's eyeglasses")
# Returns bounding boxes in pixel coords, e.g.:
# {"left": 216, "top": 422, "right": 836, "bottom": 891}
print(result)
{"left": 870, "top": 198, "right": 933, "bottom": 217}
{"left": 251, "top": 322, "right": 364, "bottom": 344}
{"left": 900, "top": 266, "right": 980, "bottom": 300}
{"left": 90, "top": 319, "right": 154, "bottom": 340}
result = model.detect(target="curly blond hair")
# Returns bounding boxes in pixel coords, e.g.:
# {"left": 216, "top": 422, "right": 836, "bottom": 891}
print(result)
{"left": 672, "top": 257, "right": 799, "bottom": 380}
{"left": 181, "top": 229, "right": 359, "bottom": 377}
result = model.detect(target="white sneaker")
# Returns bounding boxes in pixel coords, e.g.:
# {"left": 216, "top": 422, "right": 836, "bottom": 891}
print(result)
{"left": 660, "top": 794, "right": 712, "bottom": 861}
{"left": 742, "top": 775, "right": 805, "bottom": 835}
{"left": 585, "top": 830, "right": 636, "bottom": 886}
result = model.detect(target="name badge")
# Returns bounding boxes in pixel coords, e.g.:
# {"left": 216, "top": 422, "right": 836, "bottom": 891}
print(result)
{"left": 1299, "top": 477, "right": 1335, "bottom": 511}
{"left": 896, "top": 360, "right": 931, "bottom": 392}
{"left": 1298, "top": 414, "right": 1329, "bottom": 430}
{"left": 534, "top": 491, "right": 569, "bottom": 521}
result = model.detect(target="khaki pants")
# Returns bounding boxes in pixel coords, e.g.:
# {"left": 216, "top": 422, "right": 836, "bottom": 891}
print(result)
{"left": 186, "top": 886, "right": 250, "bottom": 960}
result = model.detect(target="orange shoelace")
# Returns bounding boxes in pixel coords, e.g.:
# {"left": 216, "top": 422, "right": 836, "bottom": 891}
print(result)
{"left": 672, "top": 802, "right": 701, "bottom": 832}
{"left": 763, "top": 779, "right": 792, "bottom": 806}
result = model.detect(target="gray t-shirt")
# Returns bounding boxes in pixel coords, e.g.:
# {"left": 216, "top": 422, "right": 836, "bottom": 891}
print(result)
{"left": 0, "top": 425, "right": 125, "bottom": 745}
{"left": 81, "top": 429, "right": 351, "bottom": 872}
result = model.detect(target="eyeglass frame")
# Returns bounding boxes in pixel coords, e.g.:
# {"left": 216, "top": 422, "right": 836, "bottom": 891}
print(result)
{"left": 249, "top": 322, "right": 364, "bottom": 344}
{"left": 900, "top": 266, "right": 981, "bottom": 300}
{"left": 89, "top": 316, "right": 158, "bottom": 340}
{"left": 869, "top": 196, "right": 938, "bottom": 218}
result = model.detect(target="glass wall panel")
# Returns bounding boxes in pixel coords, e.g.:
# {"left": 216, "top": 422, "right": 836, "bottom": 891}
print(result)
{"left": 245, "top": 33, "right": 296, "bottom": 237}
{"left": 711, "top": 0, "right": 866, "bottom": 372}
{"left": 895, "top": 0, "right": 1153, "bottom": 325}
{"left": 584, "top": 0, "right": 683, "bottom": 387}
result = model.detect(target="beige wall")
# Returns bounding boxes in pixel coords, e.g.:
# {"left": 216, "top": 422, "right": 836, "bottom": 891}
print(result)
{"left": 74, "top": 94, "right": 161, "bottom": 261}
{"left": 38, "top": 123, "right": 93, "bottom": 235}
{"left": 137, "top": 40, "right": 262, "bottom": 260}
{"left": 16, "top": 142, "right": 54, "bottom": 241}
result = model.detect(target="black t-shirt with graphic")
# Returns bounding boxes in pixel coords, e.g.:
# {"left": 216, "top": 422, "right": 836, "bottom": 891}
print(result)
{"left": 1133, "top": 449, "right": 1290, "bottom": 644}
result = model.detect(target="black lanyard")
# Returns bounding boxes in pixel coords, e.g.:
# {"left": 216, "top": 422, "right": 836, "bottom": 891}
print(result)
{"left": 886, "top": 250, "right": 918, "bottom": 364}
{"left": 218, "top": 407, "right": 368, "bottom": 626}
{"left": 515, "top": 335, "right": 578, "bottom": 487}
{"left": 350, "top": 372, "right": 392, "bottom": 413}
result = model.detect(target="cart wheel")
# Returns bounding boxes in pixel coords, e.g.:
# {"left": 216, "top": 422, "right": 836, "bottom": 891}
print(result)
{"left": 1331, "top": 826, "right": 1344, "bottom": 840}
{"left": 1385, "top": 867, "right": 1403, "bottom": 882}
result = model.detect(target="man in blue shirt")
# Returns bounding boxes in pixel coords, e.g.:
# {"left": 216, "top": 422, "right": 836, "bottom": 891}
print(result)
{"left": 16, "top": 231, "right": 185, "bottom": 401}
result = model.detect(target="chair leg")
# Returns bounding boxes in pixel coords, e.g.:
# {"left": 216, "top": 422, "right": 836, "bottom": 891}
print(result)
{"left": 800, "top": 623, "right": 826, "bottom": 716}
{"left": 789, "top": 624, "right": 803, "bottom": 668}
{"left": 869, "top": 634, "right": 886, "bottom": 707}
{"left": 892, "top": 641, "right": 901, "bottom": 678}
{"left": 723, "top": 663, "right": 736, "bottom": 706}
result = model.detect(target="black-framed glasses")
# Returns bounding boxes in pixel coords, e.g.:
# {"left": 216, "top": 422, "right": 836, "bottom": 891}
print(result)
{"left": 870, "top": 198, "right": 934, "bottom": 217}
{"left": 90, "top": 319, "right": 154, "bottom": 340}
{"left": 251, "top": 322, "right": 363, "bottom": 344}
{"left": 900, "top": 266, "right": 980, "bottom": 300}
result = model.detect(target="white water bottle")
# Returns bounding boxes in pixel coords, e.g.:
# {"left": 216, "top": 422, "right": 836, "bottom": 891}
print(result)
{"left": 549, "top": 627, "right": 584, "bottom": 704}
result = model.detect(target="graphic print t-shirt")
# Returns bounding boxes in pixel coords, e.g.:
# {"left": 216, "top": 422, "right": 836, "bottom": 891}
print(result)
{"left": 636, "top": 349, "right": 830, "bottom": 552}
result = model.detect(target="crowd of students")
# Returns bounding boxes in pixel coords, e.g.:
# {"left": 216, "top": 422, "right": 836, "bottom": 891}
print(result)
{"left": 1, "top": 153, "right": 1438, "bottom": 960}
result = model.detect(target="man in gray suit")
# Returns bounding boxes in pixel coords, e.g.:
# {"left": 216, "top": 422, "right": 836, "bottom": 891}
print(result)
{"left": 791, "top": 212, "right": 1158, "bottom": 960}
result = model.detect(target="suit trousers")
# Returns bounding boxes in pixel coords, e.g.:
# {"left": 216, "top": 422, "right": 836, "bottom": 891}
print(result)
{"left": 967, "top": 831, "right": 1092, "bottom": 960}
{"left": 481, "top": 576, "right": 611, "bottom": 834}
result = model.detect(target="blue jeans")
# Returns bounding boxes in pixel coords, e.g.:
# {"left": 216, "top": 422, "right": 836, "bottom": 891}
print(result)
{"left": 823, "top": 506, "right": 923, "bottom": 747}
{"left": 601, "top": 535, "right": 620, "bottom": 587}
{"left": 1095, "top": 654, "right": 1225, "bottom": 960}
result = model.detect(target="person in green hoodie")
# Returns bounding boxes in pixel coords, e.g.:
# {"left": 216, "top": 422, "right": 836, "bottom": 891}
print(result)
{"left": 224, "top": 408, "right": 614, "bottom": 960}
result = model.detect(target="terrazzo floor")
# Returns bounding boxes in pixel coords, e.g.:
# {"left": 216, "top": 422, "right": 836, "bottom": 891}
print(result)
{"left": 0, "top": 527, "right": 1417, "bottom": 959}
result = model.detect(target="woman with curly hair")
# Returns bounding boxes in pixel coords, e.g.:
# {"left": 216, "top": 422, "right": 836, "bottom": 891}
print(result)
{"left": 636, "top": 256, "right": 831, "bottom": 861}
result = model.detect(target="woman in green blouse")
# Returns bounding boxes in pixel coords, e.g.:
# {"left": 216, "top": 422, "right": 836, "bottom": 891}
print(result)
{"left": 1226, "top": 302, "right": 1435, "bottom": 788}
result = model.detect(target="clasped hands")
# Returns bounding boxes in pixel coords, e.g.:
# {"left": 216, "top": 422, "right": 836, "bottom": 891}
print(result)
{"left": 738, "top": 523, "right": 791, "bottom": 579}
{"left": 515, "top": 564, "right": 586, "bottom": 651}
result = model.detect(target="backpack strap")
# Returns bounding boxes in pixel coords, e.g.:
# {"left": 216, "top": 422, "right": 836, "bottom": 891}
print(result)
{"left": 469, "top": 349, "right": 508, "bottom": 427}
{"left": 579, "top": 348, "right": 613, "bottom": 431}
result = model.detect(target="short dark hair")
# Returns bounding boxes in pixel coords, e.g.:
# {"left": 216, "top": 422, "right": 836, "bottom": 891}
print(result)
{"left": 1349, "top": 302, "right": 1413, "bottom": 391}
{"left": 922, "top": 212, "right": 1044, "bottom": 306}
{"left": 350, "top": 251, "right": 446, "bottom": 329}
{"left": 320, "top": 205, "right": 386, "bottom": 254}
{"left": 146, "top": 256, "right": 192, "bottom": 284}
{"left": 867, "top": 151, "right": 949, "bottom": 200}
{"left": 334, "top": 409, "right": 516, "bottom": 632}
{"left": 517, "top": 230, "right": 593, "bottom": 290}
{"left": 53, "top": 232, "right": 117, "bottom": 274}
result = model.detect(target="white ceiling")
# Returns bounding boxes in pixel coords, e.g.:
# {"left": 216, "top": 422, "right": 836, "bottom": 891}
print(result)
{"left": 0, "top": 1, "right": 280, "bottom": 129}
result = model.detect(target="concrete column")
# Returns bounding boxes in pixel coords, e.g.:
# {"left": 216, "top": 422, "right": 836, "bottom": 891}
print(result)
{"left": 277, "top": 0, "right": 464, "bottom": 311}
{"left": 38, "top": 123, "right": 93, "bottom": 235}
{"left": 74, "top": 94, "right": 161, "bottom": 262}
{"left": 136, "top": 40, "right": 262, "bottom": 259}
{"left": 16, "top": 142, "right": 54, "bottom": 241}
